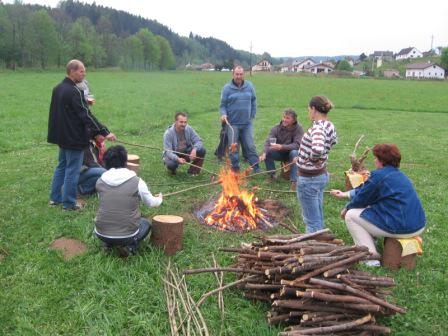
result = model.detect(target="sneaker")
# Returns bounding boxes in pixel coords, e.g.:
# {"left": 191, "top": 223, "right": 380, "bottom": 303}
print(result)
{"left": 253, "top": 167, "right": 262, "bottom": 174}
{"left": 363, "top": 260, "right": 381, "bottom": 267}
{"left": 49, "top": 200, "right": 60, "bottom": 206}
{"left": 62, "top": 202, "right": 84, "bottom": 211}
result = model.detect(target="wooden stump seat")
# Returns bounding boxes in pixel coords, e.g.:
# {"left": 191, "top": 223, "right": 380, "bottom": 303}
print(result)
{"left": 382, "top": 237, "right": 418, "bottom": 271}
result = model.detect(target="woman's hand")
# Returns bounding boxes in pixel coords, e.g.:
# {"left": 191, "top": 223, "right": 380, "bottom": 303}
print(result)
{"left": 340, "top": 208, "right": 348, "bottom": 219}
{"left": 330, "top": 189, "right": 349, "bottom": 199}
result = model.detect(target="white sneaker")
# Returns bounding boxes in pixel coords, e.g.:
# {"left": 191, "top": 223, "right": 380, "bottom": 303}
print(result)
{"left": 363, "top": 260, "right": 381, "bottom": 267}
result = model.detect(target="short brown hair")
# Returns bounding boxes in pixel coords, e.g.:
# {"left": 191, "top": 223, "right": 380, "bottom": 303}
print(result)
{"left": 372, "top": 144, "right": 401, "bottom": 168}
{"left": 283, "top": 108, "right": 297, "bottom": 121}
{"left": 175, "top": 111, "right": 187, "bottom": 120}
{"left": 66, "top": 59, "right": 83, "bottom": 75}
{"left": 309, "top": 96, "right": 333, "bottom": 114}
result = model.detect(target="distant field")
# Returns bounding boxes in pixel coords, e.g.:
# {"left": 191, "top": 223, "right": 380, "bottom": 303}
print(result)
{"left": 0, "top": 71, "right": 447, "bottom": 335}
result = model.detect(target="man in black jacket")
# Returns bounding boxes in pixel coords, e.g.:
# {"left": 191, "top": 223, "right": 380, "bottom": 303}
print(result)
{"left": 48, "top": 59, "right": 116, "bottom": 210}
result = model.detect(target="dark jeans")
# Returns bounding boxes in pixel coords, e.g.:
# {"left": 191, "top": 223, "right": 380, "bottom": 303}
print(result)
{"left": 164, "top": 147, "right": 206, "bottom": 174}
{"left": 95, "top": 218, "right": 151, "bottom": 249}
{"left": 265, "top": 150, "right": 298, "bottom": 182}
{"left": 50, "top": 147, "right": 84, "bottom": 209}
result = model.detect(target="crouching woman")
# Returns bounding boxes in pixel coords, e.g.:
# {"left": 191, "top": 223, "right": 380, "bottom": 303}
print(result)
{"left": 94, "top": 145, "right": 163, "bottom": 256}
{"left": 330, "top": 144, "right": 425, "bottom": 265}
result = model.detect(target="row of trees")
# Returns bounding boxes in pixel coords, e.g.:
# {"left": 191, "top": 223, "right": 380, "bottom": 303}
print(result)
{"left": 0, "top": 3, "right": 176, "bottom": 70}
{"left": 0, "top": 1, "right": 259, "bottom": 70}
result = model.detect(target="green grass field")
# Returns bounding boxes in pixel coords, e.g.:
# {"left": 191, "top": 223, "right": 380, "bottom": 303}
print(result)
{"left": 1, "top": 71, "right": 447, "bottom": 335}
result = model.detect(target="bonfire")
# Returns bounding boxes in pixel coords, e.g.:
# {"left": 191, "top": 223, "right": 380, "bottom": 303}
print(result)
{"left": 204, "top": 166, "right": 271, "bottom": 231}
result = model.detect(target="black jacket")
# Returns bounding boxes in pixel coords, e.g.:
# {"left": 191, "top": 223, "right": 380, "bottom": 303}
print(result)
{"left": 47, "top": 77, "right": 109, "bottom": 150}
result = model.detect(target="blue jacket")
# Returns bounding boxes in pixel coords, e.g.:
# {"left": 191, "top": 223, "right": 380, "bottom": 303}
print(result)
{"left": 163, "top": 124, "right": 203, "bottom": 161}
{"left": 220, "top": 80, "right": 256, "bottom": 125}
{"left": 346, "top": 166, "right": 425, "bottom": 234}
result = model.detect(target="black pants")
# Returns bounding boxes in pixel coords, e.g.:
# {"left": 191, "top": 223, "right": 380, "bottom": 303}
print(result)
{"left": 95, "top": 218, "right": 151, "bottom": 248}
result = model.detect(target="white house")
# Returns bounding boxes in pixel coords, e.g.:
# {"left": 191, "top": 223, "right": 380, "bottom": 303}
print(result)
{"left": 405, "top": 63, "right": 445, "bottom": 79}
{"left": 252, "top": 59, "right": 272, "bottom": 72}
{"left": 396, "top": 47, "right": 423, "bottom": 60}
{"left": 292, "top": 58, "right": 316, "bottom": 72}
{"left": 305, "top": 63, "right": 334, "bottom": 74}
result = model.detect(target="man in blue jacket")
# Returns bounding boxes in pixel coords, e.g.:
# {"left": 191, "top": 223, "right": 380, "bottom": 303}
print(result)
{"left": 163, "top": 112, "right": 206, "bottom": 175}
{"left": 220, "top": 66, "right": 260, "bottom": 173}
{"left": 48, "top": 59, "right": 116, "bottom": 210}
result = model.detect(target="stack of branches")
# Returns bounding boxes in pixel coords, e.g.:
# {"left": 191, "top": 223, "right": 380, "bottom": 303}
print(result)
{"left": 184, "top": 229, "right": 405, "bottom": 335}
{"left": 163, "top": 260, "right": 210, "bottom": 336}
{"left": 349, "top": 135, "right": 371, "bottom": 173}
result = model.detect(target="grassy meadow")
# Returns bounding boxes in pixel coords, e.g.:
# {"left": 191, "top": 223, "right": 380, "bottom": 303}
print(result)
{"left": 0, "top": 70, "right": 447, "bottom": 335}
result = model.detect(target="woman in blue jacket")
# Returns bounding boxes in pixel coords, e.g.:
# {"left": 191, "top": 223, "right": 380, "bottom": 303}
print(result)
{"left": 330, "top": 144, "right": 425, "bottom": 265}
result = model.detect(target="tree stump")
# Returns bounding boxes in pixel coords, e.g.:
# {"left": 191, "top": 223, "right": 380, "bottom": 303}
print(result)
{"left": 127, "top": 154, "right": 140, "bottom": 164}
{"left": 150, "top": 215, "right": 184, "bottom": 255}
{"left": 382, "top": 237, "right": 417, "bottom": 271}
{"left": 126, "top": 162, "right": 140, "bottom": 175}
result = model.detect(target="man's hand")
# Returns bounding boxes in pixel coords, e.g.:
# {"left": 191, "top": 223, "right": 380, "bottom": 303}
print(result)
{"left": 189, "top": 148, "right": 197, "bottom": 160}
{"left": 340, "top": 208, "right": 348, "bottom": 220}
{"left": 95, "top": 134, "right": 105, "bottom": 143}
{"left": 220, "top": 115, "right": 228, "bottom": 123}
{"left": 105, "top": 133, "right": 117, "bottom": 141}
{"left": 269, "top": 144, "right": 282, "bottom": 151}
{"left": 259, "top": 152, "right": 266, "bottom": 162}
{"left": 178, "top": 157, "right": 187, "bottom": 164}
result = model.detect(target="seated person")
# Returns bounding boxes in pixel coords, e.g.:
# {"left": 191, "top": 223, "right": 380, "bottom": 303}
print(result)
{"left": 259, "top": 108, "right": 304, "bottom": 188}
{"left": 330, "top": 143, "right": 426, "bottom": 266}
{"left": 78, "top": 131, "right": 106, "bottom": 195}
{"left": 163, "top": 111, "right": 206, "bottom": 175}
{"left": 94, "top": 145, "right": 163, "bottom": 256}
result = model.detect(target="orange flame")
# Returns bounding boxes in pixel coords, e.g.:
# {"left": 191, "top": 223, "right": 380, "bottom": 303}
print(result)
{"left": 204, "top": 165, "right": 265, "bottom": 231}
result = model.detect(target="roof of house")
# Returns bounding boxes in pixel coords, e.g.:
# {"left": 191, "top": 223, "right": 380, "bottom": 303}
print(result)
{"left": 372, "top": 51, "right": 394, "bottom": 57}
{"left": 406, "top": 62, "right": 441, "bottom": 70}
{"left": 293, "top": 57, "right": 316, "bottom": 66}
{"left": 397, "top": 47, "right": 415, "bottom": 56}
{"left": 307, "top": 63, "right": 334, "bottom": 69}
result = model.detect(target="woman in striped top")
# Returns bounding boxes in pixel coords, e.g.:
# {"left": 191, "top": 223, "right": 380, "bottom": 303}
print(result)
{"left": 296, "top": 96, "right": 338, "bottom": 233}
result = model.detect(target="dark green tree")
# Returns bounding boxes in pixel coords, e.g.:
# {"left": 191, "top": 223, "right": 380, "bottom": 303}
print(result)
{"left": 335, "top": 59, "right": 353, "bottom": 71}
{"left": 136, "top": 28, "right": 160, "bottom": 70}
{"left": 441, "top": 47, "right": 448, "bottom": 70}
{"left": 156, "top": 35, "right": 175, "bottom": 70}
{"left": 25, "top": 10, "right": 59, "bottom": 68}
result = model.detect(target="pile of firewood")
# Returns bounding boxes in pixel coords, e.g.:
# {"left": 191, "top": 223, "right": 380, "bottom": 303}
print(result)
{"left": 185, "top": 229, "right": 405, "bottom": 335}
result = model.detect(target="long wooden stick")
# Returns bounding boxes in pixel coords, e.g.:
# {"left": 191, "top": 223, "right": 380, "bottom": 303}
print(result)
{"left": 163, "top": 180, "right": 221, "bottom": 197}
{"left": 196, "top": 274, "right": 259, "bottom": 307}
{"left": 117, "top": 140, "right": 219, "bottom": 176}
{"left": 309, "top": 278, "right": 406, "bottom": 314}
{"left": 184, "top": 267, "right": 264, "bottom": 275}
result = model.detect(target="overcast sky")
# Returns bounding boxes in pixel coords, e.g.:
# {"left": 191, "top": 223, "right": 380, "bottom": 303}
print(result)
{"left": 6, "top": 0, "right": 448, "bottom": 57}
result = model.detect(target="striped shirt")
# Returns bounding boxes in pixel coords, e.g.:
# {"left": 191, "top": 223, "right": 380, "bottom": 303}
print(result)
{"left": 297, "top": 120, "right": 337, "bottom": 176}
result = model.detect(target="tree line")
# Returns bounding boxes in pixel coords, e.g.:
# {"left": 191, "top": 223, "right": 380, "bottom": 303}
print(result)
{"left": 0, "top": 0, "right": 256, "bottom": 70}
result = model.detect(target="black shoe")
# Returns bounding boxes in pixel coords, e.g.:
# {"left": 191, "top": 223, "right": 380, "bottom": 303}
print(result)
{"left": 116, "top": 245, "right": 131, "bottom": 258}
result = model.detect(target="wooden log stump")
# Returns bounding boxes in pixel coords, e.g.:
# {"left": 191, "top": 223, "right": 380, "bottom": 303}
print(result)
{"left": 127, "top": 154, "right": 140, "bottom": 164}
{"left": 151, "top": 215, "right": 184, "bottom": 256}
{"left": 126, "top": 162, "right": 140, "bottom": 175}
{"left": 382, "top": 237, "right": 417, "bottom": 271}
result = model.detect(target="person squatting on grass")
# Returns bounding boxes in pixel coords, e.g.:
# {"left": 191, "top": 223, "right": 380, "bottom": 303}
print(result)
{"left": 94, "top": 145, "right": 163, "bottom": 257}
{"left": 259, "top": 108, "right": 304, "bottom": 189}
{"left": 330, "top": 144, "right": 426, "bottom": 266}
{"left": 77, "top": 127, "right": 107, "bottom": 195}
{"left": 295, "top": 96, "right": 338, "bottom": 233}
{"left": 163, "top": 111, "right": 206, "bottom": 175}
{"left": 220, "top": 65, "right": 261, "bottom": 173}
{"left": 47, "top": 59, "right": 116, "bottom": 211}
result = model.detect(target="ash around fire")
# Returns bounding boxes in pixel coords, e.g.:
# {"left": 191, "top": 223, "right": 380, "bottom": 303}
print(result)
{"left": 194, "top": 195, "right": 287, "bottom": 232}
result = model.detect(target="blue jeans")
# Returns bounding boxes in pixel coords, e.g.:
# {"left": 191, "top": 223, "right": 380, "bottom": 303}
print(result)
{"left": 226, "top": 123, "right": 259, "bottom": 170}
{"left": 78, "top": 167, "right": 106, "bottom": 195}
{"left": 296, "top": 173, "right": 329, "bottom": 233}
{"left": 50, "top": 147, "right": 84, "bottom": 209}
{"left": 95, "top": 218, "right": 151, "bottom": 249}
{"left": 265, "top": 150, "right": 298, "bottom": 182}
